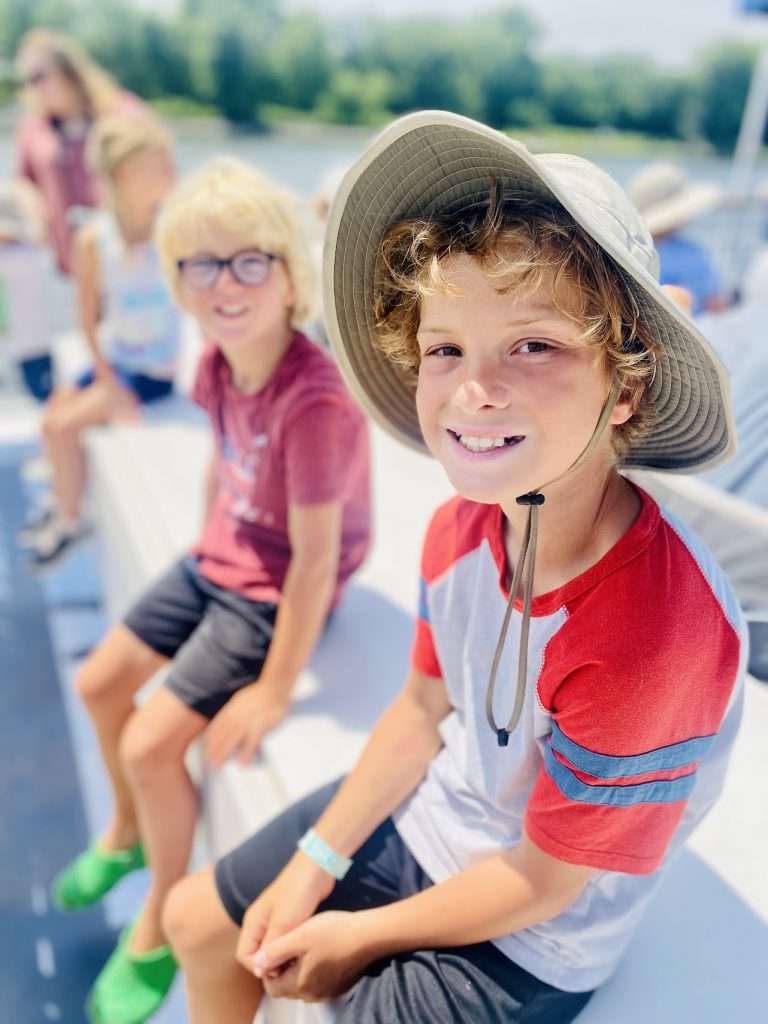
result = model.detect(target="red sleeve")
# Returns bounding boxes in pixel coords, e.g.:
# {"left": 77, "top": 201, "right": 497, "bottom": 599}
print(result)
{"left": 283, "top": 397, "right": 365, "bottom": 505}
{"left": 525, "top": 597, "right": 741, "bottom": 875}
{"left": 190, "top": 345, "right": 217, "bottom": 412}
{"left": 409, "top": 511, "right": 445, "bottom": 680}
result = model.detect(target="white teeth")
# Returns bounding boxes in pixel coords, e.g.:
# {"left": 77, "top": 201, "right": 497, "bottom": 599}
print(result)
{"left": 219, "top": 305, "right": 246, "bottom": 315}
{"left": 458, "top": 435, "right": 507, "bottom": 452}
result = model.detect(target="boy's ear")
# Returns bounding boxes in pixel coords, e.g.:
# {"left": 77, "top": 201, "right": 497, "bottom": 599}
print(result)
{"left": 609, "top": 388, "right": 637, "bottom": 427}
{"left": 283, "top": 272, "right": 296, "bottom": 311}
{"left": 174, "top": 280, "right": 193, "bottom": 312}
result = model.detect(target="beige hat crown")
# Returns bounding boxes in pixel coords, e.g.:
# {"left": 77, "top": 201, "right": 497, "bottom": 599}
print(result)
{"left": 324, "top": 111, "right": 736, "bottom": 475}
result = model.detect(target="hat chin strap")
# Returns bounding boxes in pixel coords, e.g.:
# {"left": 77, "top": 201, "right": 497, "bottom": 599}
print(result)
{"left": 485, "top": 380, "right": 621, "bottom": 747}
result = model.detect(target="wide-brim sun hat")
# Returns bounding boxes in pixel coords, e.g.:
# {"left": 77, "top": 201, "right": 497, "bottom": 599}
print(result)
{"left": 323, "top": 110, "right": 736, "bottom": 475}
{"left": 628, "top": 161, "right": 722, "bottom": 237}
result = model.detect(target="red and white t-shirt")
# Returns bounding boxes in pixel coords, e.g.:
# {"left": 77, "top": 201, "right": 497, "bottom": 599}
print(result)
{"left": 394, "top": 486, "right": 745, "bottom": 992}
{"left": 192, "top": 332, "right": 371, "bottom": 605}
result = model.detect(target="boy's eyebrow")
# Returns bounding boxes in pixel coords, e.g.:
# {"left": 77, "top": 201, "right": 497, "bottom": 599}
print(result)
{"left": 418, "top": 309, "right": 566, "bottom": 334}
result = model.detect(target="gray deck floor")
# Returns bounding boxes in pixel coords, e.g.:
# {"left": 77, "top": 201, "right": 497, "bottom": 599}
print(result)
{"left": 0, "top": 394, "right": 186, "bottom": 1023}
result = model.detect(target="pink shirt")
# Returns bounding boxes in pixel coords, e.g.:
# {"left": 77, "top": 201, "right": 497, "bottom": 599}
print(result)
{"left": 15, "top": 92, "right": 145, "bottom": 272}
{"left": 192, "top": 333, "right": 371, "bottom": 604}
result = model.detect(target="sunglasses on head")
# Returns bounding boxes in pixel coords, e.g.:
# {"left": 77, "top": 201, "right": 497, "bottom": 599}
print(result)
{"left": 18, "top": 67, "right": 51, "bottom": 88}
{"left": 176, "top": 250, "right": 280, "bottom": 290}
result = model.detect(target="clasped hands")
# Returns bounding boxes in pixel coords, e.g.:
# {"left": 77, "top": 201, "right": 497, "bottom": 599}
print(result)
{"left": 234, "top": 854, "right": 376, "bottom": 1002}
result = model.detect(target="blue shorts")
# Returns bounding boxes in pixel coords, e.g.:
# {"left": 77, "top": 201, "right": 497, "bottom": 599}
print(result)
{"left": 76, "top": 365, "right": 173, "bottom": 404}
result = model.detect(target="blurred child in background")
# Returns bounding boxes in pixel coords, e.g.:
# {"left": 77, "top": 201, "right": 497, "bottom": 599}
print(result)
{"left": 629, "top": 162, "right": 729, "bottom": 316}
{"left": 52, "top": 157, "right": 370, "bottom": 1024}
{"left": 0, "top": 178, "right": 56, "bottom": 400}
{"left": 21, "top": 114, "right": 180, "bottom": 568}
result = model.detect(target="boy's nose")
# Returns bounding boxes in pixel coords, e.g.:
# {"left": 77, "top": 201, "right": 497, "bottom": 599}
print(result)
{"left": 455, "top": 368, "right": 510, "bottom": 411}
{"left": 214, "top": 266, "right": 244, "bottom": 294}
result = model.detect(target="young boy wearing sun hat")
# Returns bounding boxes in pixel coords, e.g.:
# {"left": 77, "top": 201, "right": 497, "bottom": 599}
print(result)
{"left": 161, "top": 113, "right": 746, "bottom": 1024}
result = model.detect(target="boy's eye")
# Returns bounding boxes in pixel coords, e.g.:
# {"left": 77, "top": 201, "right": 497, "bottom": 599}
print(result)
{"left": 518, "top": 339, "right": 553, "bottom": 354}
{"left": 427, "top": 344, "right": 462, "bottom": 358}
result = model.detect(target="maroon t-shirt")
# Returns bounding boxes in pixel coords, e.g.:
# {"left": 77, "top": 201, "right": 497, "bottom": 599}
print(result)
{"left": 192, "top": 332, "right": 371, "bottom": 605}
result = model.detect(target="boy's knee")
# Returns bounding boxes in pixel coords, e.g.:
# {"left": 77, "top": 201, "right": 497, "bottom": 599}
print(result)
{"left": 119, "top": 715, "right": 173, "bottom": 782}
{"left": 40, "top": 407, "right": 63, "bottom": 440}
{"left": 75, "top": 653, "right": 116, "bottom": 708}
{"left": 163, "top": 873, "right": 222, "bottom": 959}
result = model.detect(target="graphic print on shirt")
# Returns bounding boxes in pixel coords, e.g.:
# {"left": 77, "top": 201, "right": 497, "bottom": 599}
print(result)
{"left": 218, "top": 427, "right": 273, "bottom": 526}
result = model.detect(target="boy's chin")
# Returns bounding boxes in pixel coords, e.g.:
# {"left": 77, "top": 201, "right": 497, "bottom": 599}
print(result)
{"left": 439, "top": 466, "right": 519, "bottom": 506}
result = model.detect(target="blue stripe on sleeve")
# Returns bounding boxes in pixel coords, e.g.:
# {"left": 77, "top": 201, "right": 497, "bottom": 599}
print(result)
{"left": 550, "top": 721, "right": 713, "bottom": 780}
{"left": 543, "top": 745, "right": 697, "bottom": 806}
{"left": 418, "top": 577, "right": 430, "bottom": 623}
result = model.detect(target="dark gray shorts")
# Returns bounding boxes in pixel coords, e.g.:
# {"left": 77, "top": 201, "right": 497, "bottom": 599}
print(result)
{"left": 215, "top": 780, "right": 594, "bottom": 1024}
{"left": 123, "top": 556, "right": 277, "bottom": 719}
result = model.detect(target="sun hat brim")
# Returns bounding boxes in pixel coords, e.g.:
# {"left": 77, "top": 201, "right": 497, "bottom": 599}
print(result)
{"left": 323, "top": 110, "right": 736, "bottom": 474}
{"left": 642, "top": 182, "right": 722, "bottom": 236}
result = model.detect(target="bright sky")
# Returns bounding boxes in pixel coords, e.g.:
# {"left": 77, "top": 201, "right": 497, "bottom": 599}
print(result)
{"left": 290, "top": 0, "right": 768, "bottom": 66}
{"left": 143, "top": 0, "right": 768, "bottom": 66}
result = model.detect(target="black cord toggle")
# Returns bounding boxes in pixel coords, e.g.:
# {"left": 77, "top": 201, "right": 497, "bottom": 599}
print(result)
{"left": 497, "top": 728, "right": 510, "bottom": 747}
{"left": 516, "top": 492, "right": 545, "bottom": 506}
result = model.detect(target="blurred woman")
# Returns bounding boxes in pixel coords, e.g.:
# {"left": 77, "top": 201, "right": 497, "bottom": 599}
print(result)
{"left": 14, "top": 29, "right": 147, "bottom": 274}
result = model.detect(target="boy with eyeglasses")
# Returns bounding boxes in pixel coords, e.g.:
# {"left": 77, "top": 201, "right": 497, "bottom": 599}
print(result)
{"left": 52, "top": 156, "right": 371, "bottom": 1024}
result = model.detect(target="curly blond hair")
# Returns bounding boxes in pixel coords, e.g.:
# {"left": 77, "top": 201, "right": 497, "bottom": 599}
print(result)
{"left": 373, "top": 183, "right": 660, "bottom": 459}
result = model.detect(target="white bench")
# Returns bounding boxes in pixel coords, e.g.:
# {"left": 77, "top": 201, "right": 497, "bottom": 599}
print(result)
{"left": 86, "top": 418, "right": 768, "bottom": 1022}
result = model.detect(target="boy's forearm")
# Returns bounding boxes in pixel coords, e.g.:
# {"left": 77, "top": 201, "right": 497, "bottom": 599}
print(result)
{"left": 305, "top": 686, "right": 444, "bottom": 861}
{"left": 356, "top": 851, "right": 571, "bottom": 957}
{"left": 256, "top": 555, "right": 335, "bottom": 699}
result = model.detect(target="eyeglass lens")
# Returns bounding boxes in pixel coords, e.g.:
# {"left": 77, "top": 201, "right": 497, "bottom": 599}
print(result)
{"left": 181, "top": 251, "right": 274, "bottom": 289}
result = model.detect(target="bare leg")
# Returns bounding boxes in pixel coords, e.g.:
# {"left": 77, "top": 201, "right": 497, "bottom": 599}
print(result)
{"left": 41, "top": 380, "right": 136, "bottom": 521}
{"left": 120, "top": 688, "right": 208, "bottom": 954}
{"left": 164, "top": 867, "right": 263, "bottom": 1024}
{"left": 76, "top": 624, "right": 168, "bottom": 849}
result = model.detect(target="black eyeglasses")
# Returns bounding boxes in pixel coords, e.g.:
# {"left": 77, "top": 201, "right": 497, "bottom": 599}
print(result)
{"left": 177, "top": 250, "right": 280, "bottom": 290}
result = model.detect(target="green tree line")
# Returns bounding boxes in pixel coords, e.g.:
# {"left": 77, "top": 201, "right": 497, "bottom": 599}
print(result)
{"left": 0, "top": 0, "right": 761, "bottom": 153}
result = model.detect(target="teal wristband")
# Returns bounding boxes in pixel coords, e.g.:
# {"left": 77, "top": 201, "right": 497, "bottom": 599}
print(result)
{"left": 298, "top": 828, "right": 353, "bottom": 880}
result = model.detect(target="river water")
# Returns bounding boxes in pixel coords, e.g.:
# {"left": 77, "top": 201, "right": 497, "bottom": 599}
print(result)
{"left": 1, "top": 121, "right": 766, "bottom": 288}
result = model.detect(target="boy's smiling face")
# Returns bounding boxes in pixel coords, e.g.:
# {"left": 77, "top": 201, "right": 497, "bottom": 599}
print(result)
{"left": 415, "top": 253, "right": 634, "bottom": 508}
{"left": 180, "top": 228, "right": 295, "bottom": 353}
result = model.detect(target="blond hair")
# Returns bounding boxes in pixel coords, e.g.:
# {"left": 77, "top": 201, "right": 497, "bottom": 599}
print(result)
{"left": 374, "top": 184, "right": 661, "bottom": 458}
{"left": 17, "top": 30, "right": 121, "bottom": 120}
{"left": 155, "top": 157, "right": 317, "bottom": 327}
{"left": 85, "top": 114, "right": 172, "bottom": 182}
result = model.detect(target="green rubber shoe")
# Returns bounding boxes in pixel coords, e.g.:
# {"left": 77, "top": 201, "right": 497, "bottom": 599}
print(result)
{"left": 86, "top": 929, "right": 177, "bottom": 1024}
{"left": 53, "top": 842, "right": 146, "bottom": 910}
